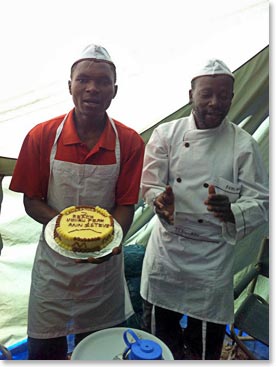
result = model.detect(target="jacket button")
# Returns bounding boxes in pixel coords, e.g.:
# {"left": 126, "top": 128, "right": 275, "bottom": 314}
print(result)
{"left": 198, "top": 219, "right": 203, "bottom": 223}
{"left": 176, "top": 177, "right": 182, "bottom": 183}
{"left": 184, "top": 142, "right": 190, "bottom": 147}
{"left": 203, "top": 183, "right": 209, "bottom": 188}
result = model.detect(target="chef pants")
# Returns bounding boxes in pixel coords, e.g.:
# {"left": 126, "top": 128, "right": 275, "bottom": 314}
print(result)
{"left": 141, "top": 299, "right": 226, "bottom": 360}
{"left": 28, "top": 321, "right": 127, "bottom": 360}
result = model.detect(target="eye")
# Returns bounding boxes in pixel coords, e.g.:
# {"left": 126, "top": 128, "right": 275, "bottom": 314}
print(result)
{"left": 99, "top": 78, "right": 112, "bottom": 86}
{"left": 200, "top": 91, "right": 212, "bottom": 98}
{"left": 219, "top": 93, "right": 231, "bottom": 101}
{"left": 76, "top": 78, "right": 87, "bottom": 83}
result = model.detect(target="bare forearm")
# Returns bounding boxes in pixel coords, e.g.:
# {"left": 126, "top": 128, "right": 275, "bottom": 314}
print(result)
{"left": 23, "top": 195, "right": 59, "bottom": 225}
{"left": 111, "top": 205, "right": 135, "bottom": 238}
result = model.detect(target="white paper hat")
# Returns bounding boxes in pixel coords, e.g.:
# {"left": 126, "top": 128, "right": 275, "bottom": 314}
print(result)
{"left": 191, "top": 59, "right": 234, "bottom": 81}
{"left": 71, "top": 44, "right": 115, "bottom": 69}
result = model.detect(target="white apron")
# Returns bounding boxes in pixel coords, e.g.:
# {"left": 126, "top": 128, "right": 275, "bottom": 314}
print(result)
{"left": 28, "top": 114, "right": 133, "bottom": 338}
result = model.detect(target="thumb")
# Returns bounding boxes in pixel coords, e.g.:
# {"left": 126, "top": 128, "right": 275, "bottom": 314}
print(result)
{"left": 208, "top": 184, "right": 216, "bottom": 195}
{"left": 165, "top": 185, "right": 173, "bottom": 195}
{"left": 164, "top": 185, "right": 174, "bottom": 203}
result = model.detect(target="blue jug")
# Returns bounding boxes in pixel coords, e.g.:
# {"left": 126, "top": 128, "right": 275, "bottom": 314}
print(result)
{"left": 123, "top": 329, "right": 163, "bottom": 360}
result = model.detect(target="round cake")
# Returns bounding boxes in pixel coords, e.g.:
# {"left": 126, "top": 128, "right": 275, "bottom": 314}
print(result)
{"left": 54, "top": 205, "right": 114, "bottom": 252}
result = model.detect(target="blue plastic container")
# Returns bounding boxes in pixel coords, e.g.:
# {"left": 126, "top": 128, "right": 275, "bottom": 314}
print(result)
{"left": 123, "top": 329, "right": 163, "bottom": 360}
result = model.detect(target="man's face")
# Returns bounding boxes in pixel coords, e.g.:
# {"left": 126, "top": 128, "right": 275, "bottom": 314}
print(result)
{"left": 189, "top": 75, "right": 234, "bottom": 129}
{"left": 68, "top": 60, "right": 117, "bottom": 119}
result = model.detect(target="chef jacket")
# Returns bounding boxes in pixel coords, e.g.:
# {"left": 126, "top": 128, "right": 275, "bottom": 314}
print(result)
{"left": 140, "top": 113, "right": 268, "bottom": 324}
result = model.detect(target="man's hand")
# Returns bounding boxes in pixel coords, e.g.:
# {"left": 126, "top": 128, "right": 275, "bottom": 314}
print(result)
{"left": 75, "top": 244, "right": 122, "bottom": 264}
{"left": 204, "top": 185, "right": 235, "bottom": 223}
{"left": 154, "top": 185, "right": 175, "bottom": 225}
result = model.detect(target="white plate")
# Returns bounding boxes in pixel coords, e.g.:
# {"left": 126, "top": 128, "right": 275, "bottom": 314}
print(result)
{"left": 45, "top": 215, "right": 123, "bottom": 259}
{"left": 71, "top": 327, "right": 174, "bottom": 360}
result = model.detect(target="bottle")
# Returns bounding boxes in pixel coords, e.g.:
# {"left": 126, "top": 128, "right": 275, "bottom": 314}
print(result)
{"left": 122, "top": 329, "right": 163, "bottom": 360}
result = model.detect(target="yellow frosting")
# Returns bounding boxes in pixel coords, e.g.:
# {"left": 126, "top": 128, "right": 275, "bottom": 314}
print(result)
{"left": 54, "top": 206, "right": 114, "bottom": 252}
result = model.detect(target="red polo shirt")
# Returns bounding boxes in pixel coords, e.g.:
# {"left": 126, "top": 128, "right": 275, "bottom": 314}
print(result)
{"left": 10, "top": 109, "right": 145, "bottom": 205}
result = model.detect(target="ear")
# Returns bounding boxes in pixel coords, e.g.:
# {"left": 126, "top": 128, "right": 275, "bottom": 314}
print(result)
{"left": 68, "top": 80, "right": 72, "bottom": 95}
{"left": 113, "top": 85, "right": 118, "bottom": 99}
{"left": 189, "top": 89, "right": 193, "bottom": 104}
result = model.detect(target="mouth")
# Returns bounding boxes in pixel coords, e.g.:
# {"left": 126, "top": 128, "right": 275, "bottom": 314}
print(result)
{"left": 83, "top": 99, "right": 101, "bottom": 106}
{"left": 206, "top": 110, "right": 222, "bottom": 117}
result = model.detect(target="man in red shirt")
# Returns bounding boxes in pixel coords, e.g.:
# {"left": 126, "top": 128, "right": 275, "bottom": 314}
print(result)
{"left": 10, "top": 44, "right": 145, "bottom": 360}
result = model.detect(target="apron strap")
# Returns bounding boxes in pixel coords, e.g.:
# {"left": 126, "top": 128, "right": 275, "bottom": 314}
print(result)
{"left": 201, "top": 320, "right": 207, "bottom": 360}
{"left": 49, "top": 113, "right": 68, "bottom": 172}
{"left": 151, "top": 305, "right": 156, "bottom": 335}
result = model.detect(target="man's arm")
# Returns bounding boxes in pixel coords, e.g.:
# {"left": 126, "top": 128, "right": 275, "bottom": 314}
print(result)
{"left": 23, "top": 195, "right": 59, "bottom": 225}
{"left": 141, "top": 128, "right": 170, "bottom": 207}
{"left": 111, "top": 204, "right": 135, "bottom": 239}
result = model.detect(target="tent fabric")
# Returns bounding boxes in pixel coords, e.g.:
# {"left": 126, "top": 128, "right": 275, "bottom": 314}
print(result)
{"left": 0, "top": 157, "right": 17, "bottom": 176}
{"left": 0, "top": 46, "right": 269, "bottom": 350}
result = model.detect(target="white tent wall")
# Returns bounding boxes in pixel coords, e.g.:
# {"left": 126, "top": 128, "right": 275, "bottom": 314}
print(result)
{"left": 0, "top": 0, "right": 269, "bottom": 157}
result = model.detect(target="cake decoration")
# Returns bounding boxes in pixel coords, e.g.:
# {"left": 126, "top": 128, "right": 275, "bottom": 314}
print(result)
{"left": 54, "top": 205, "right": 114, "bottom": 252}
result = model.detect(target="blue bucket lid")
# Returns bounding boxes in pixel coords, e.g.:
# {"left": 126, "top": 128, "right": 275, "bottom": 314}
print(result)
{"left": 123, "top": 329, "right": 163, "bottom": 360}
{"left": 131, "top": 339, "right": 162, "bottom": 360}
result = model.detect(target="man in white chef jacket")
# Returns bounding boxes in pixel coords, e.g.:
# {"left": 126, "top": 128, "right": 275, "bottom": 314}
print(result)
{"left": 140, "top": 59, "right": 269, "bottom": 359}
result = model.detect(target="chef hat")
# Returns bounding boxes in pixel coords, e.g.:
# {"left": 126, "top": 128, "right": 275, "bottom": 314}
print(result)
{"left": 191, "top": 58, "right": 234, "bottom": 81}
{"left": 71, "top": 44, "right": 115, "bottom": 69}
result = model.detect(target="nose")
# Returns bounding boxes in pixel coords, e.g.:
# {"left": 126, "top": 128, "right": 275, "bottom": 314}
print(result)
{"left": 208, "top": 94, "right": 219, "bottom": 106}
{"left": 86, "top": 80, "right": 99, "bottom": 93}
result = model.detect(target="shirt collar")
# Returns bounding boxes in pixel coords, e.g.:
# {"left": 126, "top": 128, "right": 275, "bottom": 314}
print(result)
{"left": 62, "top": 109, "right": 115, "bottom": 150}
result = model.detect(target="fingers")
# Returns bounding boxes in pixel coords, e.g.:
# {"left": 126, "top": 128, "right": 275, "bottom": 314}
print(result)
{"left": 205, "top": 197, "right": 233, "bottom": 223}
{"left": 75, "top": 257, "right": 105, "bottom": 264}
{"left": 164, "top": 185, "right": 174, "bottom": 204}
{"left": 206, "top": 204, "right": 231, "bottom": 218}
{"left": 155, "top": 208, "right": 174, "bottom": 225}
{"left": 206, "top": 204, "right": 230, "bottom": 213}
{"left": 165, "top": 185, "right": 173, "bottom": 195}
{"left": 153, "top": 187, "right": 175, "bottom": 225}
{"left": 205, "top": 197, "right": 231, "bottom": 213}
{"left": 208, "top": 184, "right": 216, "bottom": 195}
{"left": 154, "top": 197, "right": 165, "bottom": 210}
{"left": 74, "top": 245, "right": 122, "bottom": 264}
{"left": 112, "top": 244, "right": 122, "bottom": 256}
{"left": 204, "top": 185, "right": 233, "bottom": 222}
{"left": 76, "top": 255, "right": 112, "bottom": 264}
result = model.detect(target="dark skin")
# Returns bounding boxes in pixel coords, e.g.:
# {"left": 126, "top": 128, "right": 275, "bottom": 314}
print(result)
{"left": 154, "top": 74, "right": 235, "bottom": 225}
{"left": 154, "top": 186, "right": 175, "bottom": 225}
{"left": 24, "top": 59, "right": 135, "bottom": 264}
